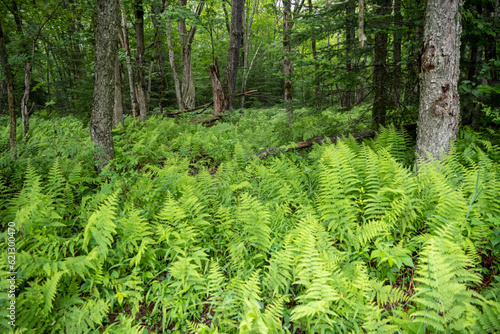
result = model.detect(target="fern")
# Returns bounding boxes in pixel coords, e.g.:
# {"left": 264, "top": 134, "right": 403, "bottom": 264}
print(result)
{"left": 83, "top": 191, "right": 120, "bottom": 256}
{"left": 411, "top": 225, "right": 481, "bottom": 332}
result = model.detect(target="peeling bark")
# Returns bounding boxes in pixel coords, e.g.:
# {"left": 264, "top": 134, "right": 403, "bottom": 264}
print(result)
{"left": 416, "top": 0, "right": 463, "bottom": 161}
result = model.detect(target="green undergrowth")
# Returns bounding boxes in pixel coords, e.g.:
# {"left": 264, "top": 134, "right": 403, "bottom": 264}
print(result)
{"left": 0, "top": 110, "right": 500, "bottom": 333}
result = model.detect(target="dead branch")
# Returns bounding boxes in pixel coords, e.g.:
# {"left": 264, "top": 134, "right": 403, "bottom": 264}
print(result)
{"left": 163, "top": 89, "right": 259, "bottom": 117}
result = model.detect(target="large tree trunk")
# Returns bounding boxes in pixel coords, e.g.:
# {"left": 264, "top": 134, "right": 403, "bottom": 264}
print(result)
{"left": 0, "top": 22, "right": 17, "bottom": 160}
{"left": 416, "top": 0, "right": 463, "bottom": 161}
{"left": 225, "top": 0, "right": 244, "bottom": 112}
{"left": 113, "top": 54, "right": 124, "bottom": 128}
{"left": 283, "top": 0, "right": 293, "bottom": 126}
{"left": 90, "top": 0, "right": 118, "bottom": 173}
{"left": 372, "top": 0, "right": 391, "bottom": 127}
{"left": 134, "top": 0, "right": 148, "bottom": 122}
{"left": 163, "top": 0, "right": 184, "bottom": 111}
{"left": 118, "top": 0, "right": 138, "bottom": 118}
{"left": 393, "top": 0, "right": 402, "bottom": 108}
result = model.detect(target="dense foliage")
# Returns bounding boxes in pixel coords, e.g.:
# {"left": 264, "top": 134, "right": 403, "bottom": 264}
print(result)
{"left": 1, "top": 111, "right": 499, "bottom": 333}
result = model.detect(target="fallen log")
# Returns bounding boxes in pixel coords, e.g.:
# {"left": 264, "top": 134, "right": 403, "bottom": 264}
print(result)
{"left": 188, "top": 115, "right": 222, "bottom": 124}
{"left": 164, "top": 102, "right": 213, "bottom": 117}
{"left": 254, "top": 131, "right": 377, "bottom": 158}
{"left": 254, "top": 123, "right": 417, "bottom": 158}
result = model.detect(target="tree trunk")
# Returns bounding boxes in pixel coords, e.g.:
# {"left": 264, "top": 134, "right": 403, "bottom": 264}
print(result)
{"left": 209, "top": 58, "right": 228, "bottom": 117}
{"left": 372, "top": 0, "right": 391, "bottom": 127}
{"left": 225, "top": 0, "right": 244, "bottom": 112}
{"left": 134, "top": 0, "right": 148, "bottom": 122}
{"left": 118, "top": 0, "right": 138, "bottom": 118}
{"left": 177, "top": 0, "right": 204, "bottom": 110}
{"left": 308, "top": 0, "right": 320, "bottom": 108}
{"left": 113, "top": 54, "right": 124, "bottom": 128}
{"left": 20, "top": 61, "right": 31, "bottom": 139}
{"left": 358, "top": 0, "right": 366, "bottom": 48}
{"left": 416, "top": 0, "right": 463, "bottom": 161}
{"left": 163, "top": 0, "right": 184, "bottom": 111}
{"left": 393, "top": 0, "right": 402, "bottom": 108}
{"left": 0, "top": 22, "right": 17, "bottom": 160}
{"left": 283, "top": 0, "right": 293, "bottom": 126}
{"left": 90, "top": 0, "right": 118, "bottom": 173}
{"left": 240, "top": 0, "right": 261, "bottom": 109}
{"left": 345, "top": 1, "right": 355, "bottom": 109}
{"left": 151, "top": 2, "right": 168, "bottom": 111}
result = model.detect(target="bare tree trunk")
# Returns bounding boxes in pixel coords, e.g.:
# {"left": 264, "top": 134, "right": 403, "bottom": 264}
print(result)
{"left": 283, "top": 0, "right": 293, "bottom": 126}
{"left": 114, "top": 54, "right": 124, "bottom": 128}
{"left": 134, "top": 0, "right": 148, "bottom": 122}
{"left": 0, "top": 22, "right": 17, "bottom": 160}
{"left": 393, "top": 0, "right": 402, "bottom": 108}
{"left": 151, "top": 2, "right": 168, "bottom": 111}
{"left": 90, "top": 0, "right": 118, "bottom": 173}
{"left": 358, "top": 0, "right": 366, "bottom": 48}
{"left": 416, "top": 0, "right": 463, "bottom": 161}
{"left": 308, "top": 0, "right": 321, "bottom": 108}
{"left": 225, "top": 0, "right": 244, "bottom": 112}
{"left": 240, "top": 0, "right": 259, "bottom": 108}
{"left": 209, "top": 58, "right": 228, "bottom": 117}
{"left": 345, "top": 1, "right": 355, "bottom": 109}
{"left": 372, "top": 0, "right": 391, "bottom": 127}
{"left": 20, "top": 61, "right": 31, "bottom": 139}
{"left": 118, "top": 0, "right": 138, "bottom": 118}
{"left": 163, "top": 0, "right": 184, "bottom": 111}
{"left": 177, "top": 0, "right": 204, "bottom": 110}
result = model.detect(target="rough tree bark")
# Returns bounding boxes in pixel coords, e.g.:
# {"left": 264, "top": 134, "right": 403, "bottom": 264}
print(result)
{"left": 90, "top": 0, "right": 118, "bottom": 172}
{"left": 178, "top": 0, "right": 204, "bottom": 109}
{"left": 372, "top": 0, "right": 391, "bottom": 127}
{"left": 416, "top": 0, "right": 463, "bottom": 161}
{"left": 118, "top": 0, "right": 138, "bottom": 118}
{"left": 134, "top": 0, "right": 148, "bottom": 122}
{"left": 0, "top": 22, "right": 16, "bottom": 160}
{"left": 225, "top": 0, "right": 244, "bottom": 112}
{"left": 113, "top": 54, "right": 124, "bottom": 128}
